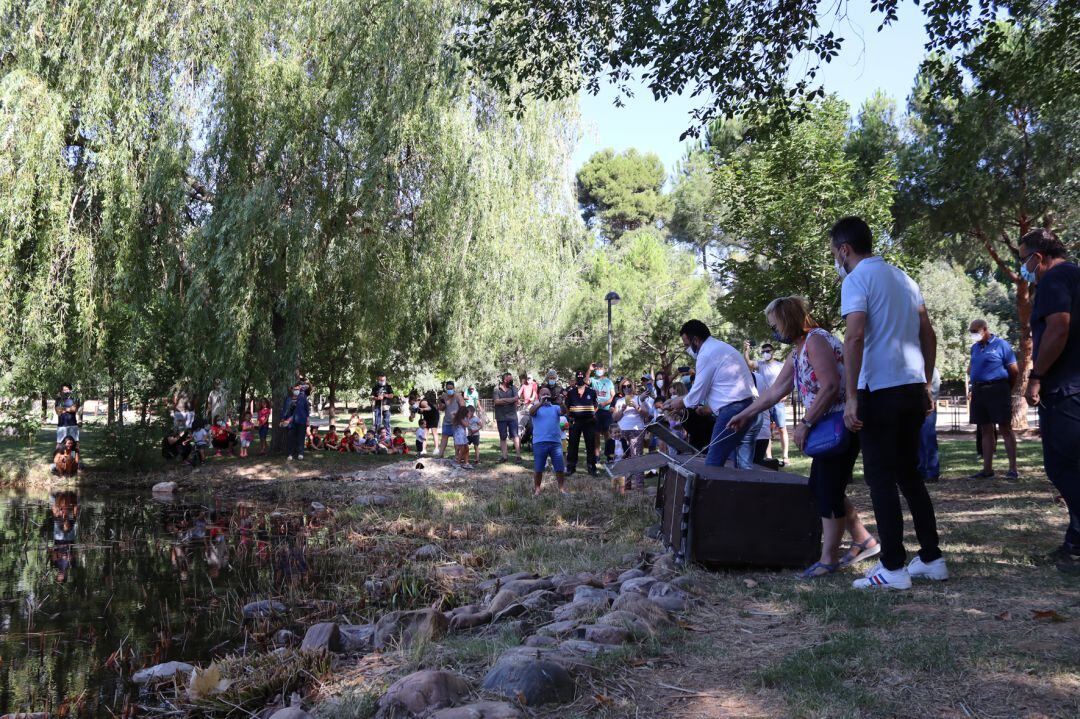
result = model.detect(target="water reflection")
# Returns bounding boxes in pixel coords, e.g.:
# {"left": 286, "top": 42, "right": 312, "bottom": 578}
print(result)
{"left": 0, "top": 489, "right": 335, "bottom": 717}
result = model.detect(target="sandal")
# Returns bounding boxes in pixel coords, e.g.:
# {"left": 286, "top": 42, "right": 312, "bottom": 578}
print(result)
{"left": 799, "top": 561, "right": 839, "bottom": 579}
{"left": 839, "top": 537, "right": 881, "bottom": 567}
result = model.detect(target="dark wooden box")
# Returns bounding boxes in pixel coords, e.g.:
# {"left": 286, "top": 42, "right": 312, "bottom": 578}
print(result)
{"left": 658, "top": 457, "right": 821, "bottom": 569}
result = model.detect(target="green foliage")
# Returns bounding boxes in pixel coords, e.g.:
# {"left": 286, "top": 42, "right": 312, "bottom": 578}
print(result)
{"left": 576, "top": 148, "right": 668, "bottom": 242}
{"left": 915, "top": 260, "right": 1005, "bottom": 382}
{"left": 713, "top": 97, "right": 900, "bottom": 337}
{"left": 460, "top": 0, "right": 1035, "bottom": 136}
{"left": 548, "top": 228, "right": 713, "bottom": 375}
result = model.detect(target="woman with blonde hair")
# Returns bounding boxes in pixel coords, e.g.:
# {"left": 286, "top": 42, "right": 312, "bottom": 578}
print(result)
{"left": 728, "top": 296, "right": 879, "bottom": 578}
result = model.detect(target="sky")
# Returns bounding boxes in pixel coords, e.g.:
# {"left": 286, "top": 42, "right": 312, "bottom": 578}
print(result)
{"left": 572, "top": 2, "right": 930, "bottom": 176}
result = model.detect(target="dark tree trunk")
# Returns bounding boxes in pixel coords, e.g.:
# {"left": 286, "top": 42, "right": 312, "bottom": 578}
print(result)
{"left": 271, "top": 306, "right": 290, "bottom": 454}
{"left": 328, "top": 362, "right": 337, "bottom": 423}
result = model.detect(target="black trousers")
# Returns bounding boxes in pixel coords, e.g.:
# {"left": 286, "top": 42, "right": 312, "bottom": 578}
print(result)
{"left": 858, "top": 383, "right": 942, "bottom": 571}
{"left": 566, "top": 418, "right": 596, "bottom": 472}
{"left": 1039, "top": 392, "right": 1080, "bottom": 553}
{"left": 288, "top": 423, "right": 307, "bottom": 457}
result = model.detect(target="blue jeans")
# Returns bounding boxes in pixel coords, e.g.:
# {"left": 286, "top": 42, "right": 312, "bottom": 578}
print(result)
{"left": 706, "top": 398, "right": 753, "bottom": 467}
{"left": 918, "top": 410, "right": 940, "bottom": 479}
{"left": 1039, "top": 392, "right": 1080, "bottom": 552}
{"left": 735, "top": 413, "right": 764, "bottom": 469}
{"left": 374, "top": 406, "right": 391, "bottom": 433}
{"left": 533, "top": 441, "right": 565, "bottom": 474}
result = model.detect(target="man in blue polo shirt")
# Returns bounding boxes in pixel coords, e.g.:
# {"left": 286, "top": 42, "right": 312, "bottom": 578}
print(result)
{"left": 967, "top": 319, "right": 1019, "bottom": 480}
{"left": 1021, "top": 229, "right": 1080, "bottom": 575}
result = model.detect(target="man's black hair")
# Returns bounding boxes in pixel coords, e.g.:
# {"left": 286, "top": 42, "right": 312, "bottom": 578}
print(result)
{"left": 761, "top": 343, "right": 774, "bottom": 351}
{"left": 679, "top": 319, "right": 711, "bottom": 340}
{"left": 1020, "top": 228, "right": 1067, "bottom": 259}
{"left": 61, "top": 383, "right": 72, "bottom": 391}
{"left": 829, "top": 216, "right": 873, "bottom": 254}
{"left": 444, "top": 380, "right": 455, "bottom": 386}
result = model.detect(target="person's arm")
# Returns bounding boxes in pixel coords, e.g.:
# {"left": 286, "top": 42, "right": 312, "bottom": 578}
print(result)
{"left": 742, "top": 341, "right": 758, "bottom": 371}
{"left": 673, "top": 347, "right": 716, "bottom": 410}
{"left": 1027, "top": 312, "right": 1071, "bottom": 406}
{"left": 917, "top": 305, "right": 937, "bottom": 414}
{"left": 728, "top": 357, "right": 795, "bottom": 429}
{"left": 1006, "top": 362, "right": 1019, "bottom": 390}
{"left": 801, "top": 333, "right": 840, "bottom": 426}
{"left": 612, "top": 399, "right": 624, "bottom": 421}
{"left": 842, "top": 311, "right": 866, "bottom": 432}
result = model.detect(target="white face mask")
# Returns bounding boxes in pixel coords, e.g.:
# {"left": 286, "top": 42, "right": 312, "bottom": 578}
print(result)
{"left": 761, "top": 352, "right": 773, "bottom": 361}
{"left": 834, "top": 258, "right": 848, "bottom": 280}
{"left": 969, "top": 332, "right": 984, "bottom": 343}
{"left": 596, "top": 370, "right": 605, "bottom": 378}
{"left": 656, "top": 379, "right": 664, "bottom": 389}
{"left": 685, "top": 341, "right": 698, "bottom": 359}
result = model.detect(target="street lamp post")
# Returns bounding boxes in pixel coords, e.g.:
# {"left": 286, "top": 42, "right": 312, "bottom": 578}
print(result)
{"left": 605, "top": 291, "right": 621, "bottom": 371}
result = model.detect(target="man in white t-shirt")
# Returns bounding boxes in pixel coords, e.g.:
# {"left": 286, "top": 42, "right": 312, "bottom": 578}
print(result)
{"left": 744, "top": 341, "right": 789, "bottom": 464}
{"left": 666, "top": 319, "right": 755, "bottom": 467}
{"left": 831, "top": 216, "right": 946, "bottom": 591}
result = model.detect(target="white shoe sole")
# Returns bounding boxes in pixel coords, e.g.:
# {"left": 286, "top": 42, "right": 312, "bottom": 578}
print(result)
{"left": 853, "top": 579, "right": 911, "bottom": 591}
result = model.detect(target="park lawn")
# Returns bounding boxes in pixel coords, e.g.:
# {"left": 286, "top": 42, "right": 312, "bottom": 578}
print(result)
{"left": 5, "top": 426, "right": 1077, "bottom": 718}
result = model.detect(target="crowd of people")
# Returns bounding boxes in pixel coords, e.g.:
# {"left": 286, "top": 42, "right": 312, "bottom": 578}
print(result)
{"left": 48, "top": 218, "right": 1079, "bottom": 584}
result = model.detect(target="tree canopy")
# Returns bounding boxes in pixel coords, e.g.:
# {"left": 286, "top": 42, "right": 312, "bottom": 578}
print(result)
{"left": 576, "top": 148, "right": 668, "bottom": 242}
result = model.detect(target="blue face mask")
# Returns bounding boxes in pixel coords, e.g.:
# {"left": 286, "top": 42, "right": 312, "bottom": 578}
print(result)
{"left": 771, "top": 329, "right": 793, "bottom": 345}
{"left": 446, "top": 389, "right": 455, "bottom": 396}
{"left": 1020, "top": 257, "right": 1038, "bottom": 284}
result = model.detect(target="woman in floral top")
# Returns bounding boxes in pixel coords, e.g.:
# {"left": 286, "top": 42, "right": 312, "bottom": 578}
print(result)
{"left": 729, "top": 296, "right": 879, "bottom": 579}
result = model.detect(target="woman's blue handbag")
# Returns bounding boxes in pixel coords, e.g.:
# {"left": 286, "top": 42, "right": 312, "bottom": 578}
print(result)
{"left": 803, "top": 410, "right": 850, "bottom": 458}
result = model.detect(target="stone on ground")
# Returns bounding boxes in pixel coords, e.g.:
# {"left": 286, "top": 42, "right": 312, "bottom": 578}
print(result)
{"left": 597, "top": 610, "right": 656, "bottom": 637}
{"left": 412, "top": 544, "right": 443, "bottom": 560}
{"left": 340, "top": 624, "right": 376, "bottom": 653}
{"left": 572, "top": 624, "right": 632, "bottom": 645}
{"left": 572, "top": 586, "right": 617, "bottom": 603}
{"left": 552, "top": 598, "right": 608, "bottom": 623}
{"left": 481, "top": 655, "right": 575, "bottom": 706}
{"left": 243, "top": 600, "right": 286, "bottom": 619}
{"left": 648, "top": 582, "right": 690, "bottom": 612}
{"left": 132, "top": 661, "right": 195, "bottom": 684}
{"left": 551, "top": 571, "right": 601, "bottom": 597}
{"left": 428, "top": 702, "right": 524, "bottom": 719}
{"left": 268, "top": 709, "right": 313, "bottom": 719}
{"left": 617, "top": 568, "right": 646, "bottom": 583}
{"left": 353, "top": 495, "right": 392, "bottom": 507}
{"left": 374, "top": 609, "right": 449, "bottom": 649}
{"left": 619, "top": 576, "right": 658, "bottom": 595}
{"left": 376, "top": 670, "right": 471, "bottom": 719}
{"left": 151, "top": 481, "right": 177, "bottom": 495}
{"left": 558, "top": 639, "right": 620, "bottom": 656}
{"left": 300, "top": 622, "right": 342, "bottom": 653}
{"left": 535, "top": 620, "right": 579, "bottom": 638}
{"left": 611, "top": 592, "right": 673, "bottom": 628}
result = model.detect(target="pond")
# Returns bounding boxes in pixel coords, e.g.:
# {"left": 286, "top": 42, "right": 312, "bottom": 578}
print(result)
{"left": 0, "top": 488, "right": 358, "bottom": 717}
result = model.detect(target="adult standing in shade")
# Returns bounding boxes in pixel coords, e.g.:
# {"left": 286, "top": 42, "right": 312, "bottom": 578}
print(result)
{"left": 564, "top": 369, "right": 599, "bottom": 476}
{"left": 589, "top": 362, "right": 616, "bottom": 465}
{"left": 744, "top": 341, "right": 790, "bottom": 465}
{"left": 664, "top": 319, "right": 755, "bottom": 466}
{"left": 437, "top": 380, "right": 461, "bottom": 458}
{"left": 1021, "top": 229, "right": 1080, "bottom": 575}
{"left": 371, "top": 373, "right": 395, "bottom": 435}
{"left": 282, "top": 383, "right": 309, "bottom": 461}
{"left": 493, "top": 372, "right": 523, "bottom": 463}
{"left": 967, "top": 319, "right": 1019, "bottom": 480}
{"left": 831, "top": 216, "right": 946, "bottom": 591}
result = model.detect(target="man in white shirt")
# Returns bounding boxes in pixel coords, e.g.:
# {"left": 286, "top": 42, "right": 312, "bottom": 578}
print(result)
{"left": 666, "top": 319, "right": 755, "bottom": 466}
{"left": 744, "top": 341, "right": 790, "bottom": 465}
{"left": 831, "top": 216, "right": 947, "bottom": 591}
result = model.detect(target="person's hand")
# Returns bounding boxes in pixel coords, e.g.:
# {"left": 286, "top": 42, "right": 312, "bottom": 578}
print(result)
{"left": 726, "top": 411, "right": 750, "bottom": 431}
{"left": 695, "top": 405, "right": 711, "bottom": 416}
{"left": 1025, "top": 378, "right": 1041, "bottom": 407}
{"left": 924, "top": 383, "right": 935, "bottom": 417}
{"left": 843, "top": 397, "right": 862, "bottom": 432}
{"left": 792, "top": 422, "right": 808, "bottom": 450}
{"left": 666, "top": 396, "right": 685, "bottom": 411}
{"left": 743, "top": 340, "right": 751, "bottom": 353}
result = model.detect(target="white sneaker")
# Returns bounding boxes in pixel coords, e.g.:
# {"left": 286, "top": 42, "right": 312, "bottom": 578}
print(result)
{"left": 908, "top": 556, "right": 949, "bottom": 581}
{"left": 852, "top": 561, "right": 912, "bottom": 591}
{"left": 287, "top": 455, "right": 294, "bottom": 461}
{"left": 298, "top": 453, "right": 304, "bottom": 460}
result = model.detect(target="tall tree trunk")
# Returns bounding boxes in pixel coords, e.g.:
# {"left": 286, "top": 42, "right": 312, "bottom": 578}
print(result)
{"left": 107, "top": 363, "right": 116, "bottom": 426}
{"left": 1011, "top": 278, "right": 1033, "bottom": 430}
{"left": 118, "top": 376, "right": 125, "bottom": 427}
{"left": 270, "top": 306, "right": 290, "bottom": 454}
{"left": 328, "top": 363, "right": 337, "bottom": 424}
{"left": 40, "top": 390, "right": 48, "bottom": 422}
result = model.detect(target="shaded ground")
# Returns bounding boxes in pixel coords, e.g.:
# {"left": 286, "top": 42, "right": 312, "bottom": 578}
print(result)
{"left": 10, "top": 431, "right": 1079, "bottom": 718}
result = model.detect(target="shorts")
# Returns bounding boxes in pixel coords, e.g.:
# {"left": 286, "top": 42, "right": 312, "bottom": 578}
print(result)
{"left": 468, "top": 434, "right": 480, "bottom": 447}
{"left": 259, "top": 425, "right": 269, "bottom": 440}
{"left": 533, "top": 441, "right": 565, "bottom": 474}
{"left": 808, "top": 432, "right": 861, "bottom": 518}
{"left": 240, "top": 439, "right": 251, "bottom": 449}
{"left": 970, "top": 380, "right": 1012, "bottom": 426}
{"left": 443, "top": 423, "right": 455, "bottom": 437}
{"left": 595, "top": 409, "right": 614, "bottom": 433}
{"left": 57, "top": 425, "right": 79, "bottom": 444}
{"left": 496, "top": 419, "right": 519, "bottom": 440}
{"left": 768, "top": 403, "right": 787, "bottom": 429}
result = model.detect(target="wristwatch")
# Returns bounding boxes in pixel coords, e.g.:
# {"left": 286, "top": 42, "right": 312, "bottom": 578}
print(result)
{"left": 801, "top": 418, "right": 814, "bottom": 429}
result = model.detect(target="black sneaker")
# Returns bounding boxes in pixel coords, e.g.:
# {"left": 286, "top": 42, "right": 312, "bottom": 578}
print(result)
{"left": 566, "top": 467, "right": 576, "bottom": 476}
{"left": 1057, "top": 554, "right": 1080, "bottom": 575}
{"left": 1034, "top": 545, "right": 1080, "bottom": 565}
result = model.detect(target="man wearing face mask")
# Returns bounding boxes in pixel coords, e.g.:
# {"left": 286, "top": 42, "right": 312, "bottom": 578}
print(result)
{"left": 564, "top": 369, "right": 599, "bottom": 476}
{"left": 831, "top": 216, "right": 945, "bottom": 591}
{"left": 282, "top": 383, "right": 309, "bottom": 461}
{"left": 437, "top": 380, "right": 461, "bottom": 458}
{"left": 1020, "top": 229, "right": 1080, "bottom": 575}
{"left": 542, "top": 369, "right": 565, "bottom": 406}
{"left": 744, "top": 341, "right": 790, "bottom": 465}
{"left": 967, "top": 319, "right": 1019, "bottom": 480}
{"left": 665, "top": 319, "right": 755, "bottom": 466}
{"left": 494, "top": 372, "right": 522, "bottom": 463}
{"left": 589, "top": 362, "right": 616, "bottom": 465}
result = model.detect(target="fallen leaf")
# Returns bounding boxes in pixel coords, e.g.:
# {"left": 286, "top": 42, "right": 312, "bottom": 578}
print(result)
{"left": 996, "top": 611, "right": 1012, "bottom": 621}
{"left": 187, "top": 664, "right": 231, "bottom": 700}
{"left": 1031, "top": 610, "right": 1067, "bottom": 622}
{"left": 593, "top": 694, "right": 614, "bottom": 707}
{"left": 743, "top": 579, "right": 758, "bottom": 589}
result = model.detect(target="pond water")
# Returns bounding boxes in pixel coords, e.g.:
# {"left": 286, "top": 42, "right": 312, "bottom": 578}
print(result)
{"left": 0, "top": 489, "right": 352, "bottom": 717}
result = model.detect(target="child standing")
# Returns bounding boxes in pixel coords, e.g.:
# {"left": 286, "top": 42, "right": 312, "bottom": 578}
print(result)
{"left": 255, "top": 398, "right": 271, "bottom": 455}
{"left": 191, "top": 419, "right": 211, "bottom": 466}
{"left": 415, "top": 419, "right": 427, "bottom": 455}
{"left": 239, "top": 412, "right": 255, "bottom": 458}
{"left": 466, "top": 406, "right": 482, "bottom": 465}
{"left": 453, "top": 406, "right": 472, "bottom": 469}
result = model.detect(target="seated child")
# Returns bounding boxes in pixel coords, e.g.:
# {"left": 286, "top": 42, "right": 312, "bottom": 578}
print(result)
{"left": 359, "top": 430, "right": 378, "bottom": 454}
{"left": 239, "top": 412, "right": 254, "bottom": 458}
{"left": 53, "top": 436, "right": 80, "bottom": 476}
{"left": 162, "top": 432, "right": 192, "bottom": 462}
{"left": 377, "top": 427, "right": 392, "bottom": 454}
{"left": 415, "top": 420, "right": 427, "bottom": 455}
{"left": 338, "top": 429, "right": 353, "bottom": 452}
{"left": 391, "top": 427, "right": 409, "bottom": 454}
{"left": 324, "top": 425, "right": 340, "bottom": 451}
{"left": 210, "top": 419, "right": 236, "bottom": 456}
{"left": 307, "top": 425, "right": 325, "bottom": 451}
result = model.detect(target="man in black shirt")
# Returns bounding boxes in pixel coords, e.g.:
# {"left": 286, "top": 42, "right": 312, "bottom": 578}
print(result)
{"left": 372, "top": 374, "right": 394, "bottom": 434}
{"left": 564, "top": 369, "right": 599, "bottom": 476}
{"left": 1021, "top": 229, "right": 1080, "bottom": 575}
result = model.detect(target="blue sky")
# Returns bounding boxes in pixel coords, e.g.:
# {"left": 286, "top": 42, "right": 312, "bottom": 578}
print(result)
{"left": 572, "top": 2, "right": 929, "bottom": 176}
